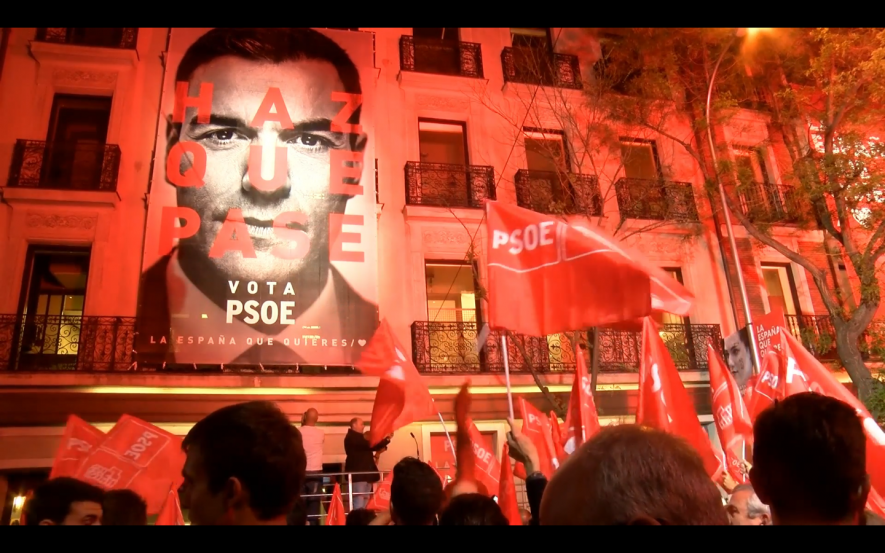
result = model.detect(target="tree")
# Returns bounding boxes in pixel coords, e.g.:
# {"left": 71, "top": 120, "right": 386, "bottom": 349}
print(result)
{"left": 577, "top": 27, "right": 885, "bottom": 405}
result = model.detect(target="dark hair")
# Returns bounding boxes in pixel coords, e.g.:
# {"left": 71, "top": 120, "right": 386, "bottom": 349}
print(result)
{"left": 346, "top": 508, "right": 377, "bottom": 526}
{"left": 540, "top": 425, "right": 728, "bottom": 525}
{"left": 439, "top": 493, "right": 509, "bottom": 526}
{"left": 390, "top": 457, "right": 444, "bottom": 525}
{"left": 752, "top": 392, "right": 867, "bottom": 523}
{"left": 182, "top": 401, "right": 306, "bottom": 521}
{"left": 102, "top": 489, "right": 148, "bottom": 525}
{"left": 349, "top": 417, "right": 360, "bottom": 428}
{"left": 24, "top": 477, "right": 105, "bottom": 525}
{"left": 287, "top": 496, "right": 307, "bottom": 526}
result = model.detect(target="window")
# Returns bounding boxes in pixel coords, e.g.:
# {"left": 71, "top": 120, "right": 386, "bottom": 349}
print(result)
{"left": 733, "top": 147, "right": 771, "bottom": 184}
{"left": 510, "top": 28, "right": 551, "bottom": 50}
{"left": 524, "top": 128, "right": 568, "bottom": 173}
{"left": 509, "top": 28, "right": 554, "bottom": 84}
{"left": 414, "top": 28, "right": 459, "bottom": 41}
{"left": 654, "top": 268, "right": 689, "bottom": 325}
{"left": 411, "top": 28, "right": 461, "bottom": 75}
{"left": 517, "top": 128, "right": 575, "bottom": 213}
{"left": 425, "top": 262, "right": 478, "bottom": 323}
{"left": 836, "top": 263, "right": 856, "bottom": 309}
{"left": 760, "top": 264, "right": 800, "bottom": 316}
{"left": 419, "top": 120, "right": 468, "bottom": 165}
{"left": 44, "top": 94, "right": 112, "bottom": 189}
{"left": 620, "top": 138, "right": 661, "bottom": 181}
{"left": 16, "top": 246, "right": 91, "bottom": 369}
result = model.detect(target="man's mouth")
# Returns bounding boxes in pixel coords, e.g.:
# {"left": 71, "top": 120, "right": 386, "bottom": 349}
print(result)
{"left": 216, "top": 216, "right": 308, "bottom": 239}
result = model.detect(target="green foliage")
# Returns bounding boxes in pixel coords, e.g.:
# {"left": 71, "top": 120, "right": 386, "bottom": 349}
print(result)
{"left": 866, "top": 372, "right": 885, "bottom": 426}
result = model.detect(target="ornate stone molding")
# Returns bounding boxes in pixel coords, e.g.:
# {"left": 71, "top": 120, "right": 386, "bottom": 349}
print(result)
{"left": 415, "top": 94, "right": 469, "bottom": 112}
{"left": 422, "top": 229, "right": 472, "bottom": 246}
{"left": 52, "top": 68, "right": 118, "bottom": 86}
{"left": 25, "top": 214, "right": 97, "bottom": 230}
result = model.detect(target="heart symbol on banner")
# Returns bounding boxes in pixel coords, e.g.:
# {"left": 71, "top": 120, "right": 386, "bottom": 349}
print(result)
{"left": 358, "top": 339, "right": 367, "bottom": 346}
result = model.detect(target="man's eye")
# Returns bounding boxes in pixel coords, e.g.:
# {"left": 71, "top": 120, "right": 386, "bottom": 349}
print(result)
{"left": 209, "top": 130, "right": 236, "bottom": 141}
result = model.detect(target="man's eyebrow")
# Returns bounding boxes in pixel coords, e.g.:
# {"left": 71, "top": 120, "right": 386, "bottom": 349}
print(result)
{"left": 189, "top": 114, "right": 248, "bottom": 128}
{"left": 188, "top": 116, "right": 335, "bottom": 134}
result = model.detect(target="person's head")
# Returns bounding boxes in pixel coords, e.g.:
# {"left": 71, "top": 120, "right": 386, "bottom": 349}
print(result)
{"left": 346, "top": 508, "right": 377, "bottom": 526}
{"left": 389, "top": 457, "right": 445, "bottom": 525}
{"left": 24, "top": 477, "right": 104, "bottom": 526}
{"left": 540, "top": 425, "right": 728, "bottom": 525}
{"left": 439, "top": 493, "right": 509, "bottom": 526}
{"left": 724, "top": 327, "right": 753, "bottom": 390}
{"left": 287, "top": 496, "right": 308, "bottom": 526}
{"left": 168, "top": 28, "right": 367, "bottom": 291}
{"left": 726, "top": 484, "right": 770, "bottom": 526}
{"left": 519, "top": 508, "right": 532, "bottom": 525}
{"left": 350, "top": 417, "right": 364, "bottom": 434}
{"left": 101, "top": 489, "right": 148, "bottom": 525}
{"left": 750, "top": 392, "right": 869, "bottom": 525}
{"left": 180, "top": 400, "right": 306, "bottom": 525}
{"left": 302, "top": 408, "right": 318, "bottom": 426}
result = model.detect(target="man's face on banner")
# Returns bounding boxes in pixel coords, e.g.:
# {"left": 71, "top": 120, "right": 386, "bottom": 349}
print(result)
{"left": 173, "top": 56, "right": 359, "bottom": 285}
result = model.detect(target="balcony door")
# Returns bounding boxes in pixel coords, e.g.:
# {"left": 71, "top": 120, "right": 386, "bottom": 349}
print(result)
{"left": 510, "top": 28, "right": 553, "bottom": 83}
{"left": 522, "top": 128, "right": 574, "bottom": 212}
{"left": 416, "top": 120, "right": 469, "bottom": 206}
{"left": 412, "top": 28, "right": 461, "bottom": 75}
{"left": 760, "top": 264, "right": 800, "bottom": 317}
{"left": 16, "top": 246, "right": 91, "bottom": 370}
{"left": 44, "top": 94, "right": 112, "bottom": 189}
{"left": 425, "top": 262, "right": 481, "bottom": 370}
{"left": 620, "top": 138, "right": 670, "bottom": 218}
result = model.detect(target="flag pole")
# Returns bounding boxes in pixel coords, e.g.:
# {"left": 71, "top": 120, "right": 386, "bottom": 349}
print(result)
{"left": 501, "top": 335, "right": 515, "bottom": 421}
{"left": 436, "top": 410, "right": 457, "bottom": 463}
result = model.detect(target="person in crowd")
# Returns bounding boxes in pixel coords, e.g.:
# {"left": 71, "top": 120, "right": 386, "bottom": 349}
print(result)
{"left": 179, "top": 400, "right": 306, "bottom": 525}
{"left": 725, "top": 484, "right": 771, "bottom": 525}
{"left": 300, "top": 408, "right": 325, "bottom": 525}
{"left": 371, "top": 457, "right": 443, "bottom": 526}
{"left": 23, "top": 477, "right": 104, "bottom": 525}
{"left": 750, "top": 392, "right": 870, "bottom": 525}
{"left": 287, "top": 496, "right": 308, "bottom": 526}
{"left": 102, "top": 489, "right": 148, "bottom": 525}
{"left": 346, "top": 507, "right": 377, "bottom": 525}
{"left": 508, "top": 420, "right": 728, "bottom": 525}
{"left": 439, "top": 493, "right": 509, "bottom": 525}
{"left": 344, "top": 418, "right": 391, "bottom": 510}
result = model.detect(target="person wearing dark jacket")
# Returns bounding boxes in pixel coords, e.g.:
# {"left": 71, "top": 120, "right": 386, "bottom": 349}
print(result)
{"left": 344, "top": 418, "right": 391, "bottom": 510}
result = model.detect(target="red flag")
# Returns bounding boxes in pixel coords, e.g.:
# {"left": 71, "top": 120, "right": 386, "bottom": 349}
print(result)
{"left": 155, "top": 485, "right": 184, "bottom": 525}
{"left": 708, "top": 344, "right": 752, "bottom": 484}
{"left": 637, "top": 318, "right": 724, "bottom": 479}
{"left": 747, "top": 329, "right": 885, "bottom": 495}
{"left": 868, "top": 487, "right": 885, "bottom": 519}
{"left": 548, "top": 412, "right": 568, "bottom": 465}
{"left": 365, "top": 472, "right": 392, "bottom": 511}
{"left": 356, "top": 319, "right": 437, "bottom": 447}
{"left": 452, "top": 383, "right": 501, "bottom": 495}
{"left": 515, "top": 398, "right": 556, "bottom": 478}
{"left": 486, "top": 200, "right": 658, "bottom": 336}
{"left": 562, "top": 347, "right": 601, "bottom": 454}
{"left": 497, "top": 444, "right": 522, "bottom": 525}
{"left": 50, "top": 415, "right": 106, "bottom": 479}
{"left": 326, "top": 483, "right": 345, "bottom": 526}
{"left": 73, "top": 415, "right": 186, "bottom": 514}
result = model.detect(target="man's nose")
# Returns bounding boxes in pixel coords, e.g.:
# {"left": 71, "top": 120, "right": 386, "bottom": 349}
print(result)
{"left": 241, "top": 139, "right": 291, "bottom": 195}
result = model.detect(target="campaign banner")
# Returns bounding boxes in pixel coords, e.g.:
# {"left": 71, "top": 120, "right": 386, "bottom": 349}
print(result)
{"left": 724, "top": 308, "right": 785, "bottom": 392}
{"left": 136, "top": 28, "right": 379, "bottom": 367}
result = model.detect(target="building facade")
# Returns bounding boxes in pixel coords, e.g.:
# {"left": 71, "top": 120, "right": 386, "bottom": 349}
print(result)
{"left": 0, "top": 27, "right": 858, "bottom": 513}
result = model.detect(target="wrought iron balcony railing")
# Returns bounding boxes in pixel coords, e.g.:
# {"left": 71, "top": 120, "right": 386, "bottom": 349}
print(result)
{"left": 410, "top": 321, "right": 721, "bottom": 374}
{"left": 399, "top": 36, "right": 484, "bottom": 79}
{"left": 35, "top": 28, "right": 138, "bottom": 50}
{"left": 7, "top": 140, "right": 122, "bottom": 192}
{"left": 614, "top": 177, "right": 700, "bottom": 222}
{"left": 737, "top": 182, "right": 802, "bottom": 224}
{"left": 405, "top": 161, "right": 496, "bottom": 208}
{"left": 784, "top": 314, "right": 840, "bottom": 360}
{"left": 514, "top": 170, "right": 602, "bottom": 217}
{"left": 501, "top": 47, "right": 582, "bottom": 90}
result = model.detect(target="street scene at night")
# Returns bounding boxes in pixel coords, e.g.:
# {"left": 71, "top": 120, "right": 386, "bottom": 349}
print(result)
{"left": 0, "top": 27, "right": 883, "bottom": 526}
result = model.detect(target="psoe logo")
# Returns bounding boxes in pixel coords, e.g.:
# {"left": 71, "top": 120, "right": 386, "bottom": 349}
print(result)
{"left": 83, "top": 464, "right": 124, "bottom": 488}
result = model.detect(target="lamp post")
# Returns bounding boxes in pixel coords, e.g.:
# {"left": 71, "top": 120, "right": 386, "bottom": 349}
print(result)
{"left": 705, "top": 27, "right": 762, "bottom": 374}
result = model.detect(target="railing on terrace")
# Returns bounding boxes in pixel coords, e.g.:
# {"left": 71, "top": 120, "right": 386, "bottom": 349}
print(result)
{"left": 399, "top": 35, "right": 484, "bottom": 78}
{"left": 410, "top": 321, "right": 722, "bottom": 373}
{"left": 614, "top": 177, "right": 700, "bottom": 222}
{"left": 501, "top": 47, "right": 582, "bottom": 89}
{"left": 514, "top": 170, "right": 602, "bottom": 217}
{"left": 737, "top": 182, "right": 803, "bottom": 225}
{"left": 7, "top": 140, "right": 122, "bottom": 192}
{"left": 35, "top": 28, "right": 138, "bottom": 50}
{"left": 404, "top": 162, "right": 496, "bottom": 208}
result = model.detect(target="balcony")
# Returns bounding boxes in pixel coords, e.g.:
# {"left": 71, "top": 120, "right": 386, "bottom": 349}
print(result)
{"left": 410, "top": 321, "right": 721, "bottom": 373}
{"left": 614, "top": 178, "right": 699, "bottom": 222}
{"left": 737, "top": 182, "right": 802, "bottom": 224}
{"left": 7, "top": 140, "right": 122, "bottom": 192}
{"left": 785, "top": 314, "right": 839, "bottom": 360}
{"left": 35, "top": 28, "right": 138, "bottom": 50}
{"left": 514, "top": 170, "right": 602, "bottom": 217}
{"left": 399, "top": 36, "right": 483, "bottom": 79}
{"left": 501, "top": 47, "right": 582, "bottom": 90}
{"left": 405, "top": 161, "right": 496, "bottom": 208}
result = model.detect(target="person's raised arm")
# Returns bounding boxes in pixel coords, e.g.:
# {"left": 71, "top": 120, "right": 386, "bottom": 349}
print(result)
{"left": 507, "top": 417, "right": 544, "bottom": 525}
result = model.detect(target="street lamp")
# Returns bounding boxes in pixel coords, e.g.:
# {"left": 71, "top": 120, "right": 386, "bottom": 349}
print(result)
{"left": 705, "top": 27, "right": 763, "bottom": 374}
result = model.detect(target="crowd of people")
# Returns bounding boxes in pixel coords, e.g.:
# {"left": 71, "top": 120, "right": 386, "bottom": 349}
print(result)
{"left": 18, "top": 391, "right": 884, "bottom": 525}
